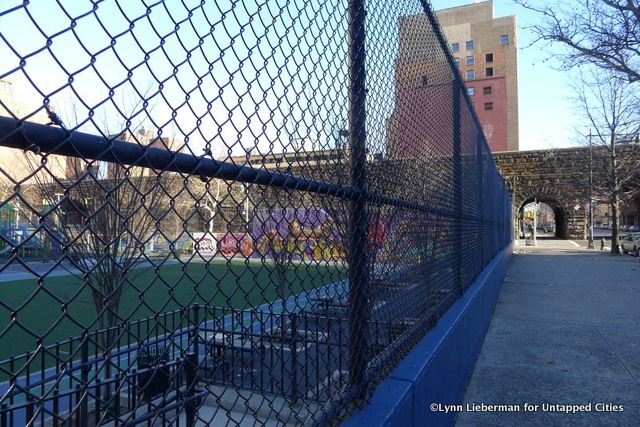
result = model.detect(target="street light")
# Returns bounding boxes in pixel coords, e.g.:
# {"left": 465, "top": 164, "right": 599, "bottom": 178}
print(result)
{"left": 588, "top": 132, "right": 595, "bottom": 249}
{"left": 532, "top": 198, "right": 538, "bottom": 246}
{"left": 334, "top": 127, "right": 349, "bottom": 150}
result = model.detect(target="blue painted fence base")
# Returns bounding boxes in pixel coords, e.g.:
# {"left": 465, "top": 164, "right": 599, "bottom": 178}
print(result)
{"left": 344, "top": 243, "right": 513, "bottom": 427}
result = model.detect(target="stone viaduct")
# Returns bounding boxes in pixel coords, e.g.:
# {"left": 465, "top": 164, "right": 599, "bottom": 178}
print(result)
{"left": 493, "top": 146, "right": 640, "bottom": 240}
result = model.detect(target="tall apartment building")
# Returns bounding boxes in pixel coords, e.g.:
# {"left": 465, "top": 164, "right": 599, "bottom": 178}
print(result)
{"left": 385, "top": 1, "right": 518, "bottom": 159}
{"left": 436, "top": 1, "right": 519, "bottom": 152}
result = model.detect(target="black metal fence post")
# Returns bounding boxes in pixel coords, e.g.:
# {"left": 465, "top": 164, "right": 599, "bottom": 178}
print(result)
{"left": 477, "top": 131, "right": 485, "bottom": 265}
{"left": 423, "top": 0, "right": 470, "bottom": 295}
{"left": 192, "top": 304, "right": 200, "bottom": 357}
{"left": 95, "top": 379, "right": 102, "bottom": 424}
{"left": 114, "top": 377, "right": 121, "bottom": 426}
{"left": 74, "top": 385, "right": 82, "bottom": 427}
{"left": 185, "top": 352, "right": 198, "bottom": 427}
{"left": 52, "top": 389, "right": 59, "bottom": 427}
{"left": 347, "top": 0, "right": 369, "bottom": 400}
{"left": 452, "top": 79, "right": 464, "bottom": 295}
{"left": 289, "top": 313, "right": 298, "bottom": 402}
{"left": 80, "top": 334, "right": 89, "bottom": 426}
{"left": 25, "top": 396, "right": 34, "bottom": 426}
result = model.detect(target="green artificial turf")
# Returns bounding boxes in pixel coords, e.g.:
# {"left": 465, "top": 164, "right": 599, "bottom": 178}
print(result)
{"left": 0, "top": 259, "right": 346, "bottom": 362}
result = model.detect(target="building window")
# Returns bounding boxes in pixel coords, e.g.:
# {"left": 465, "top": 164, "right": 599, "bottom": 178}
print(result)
{"left": 467, "top": 87, "right": 475, "bottom": 96}
{"left": 466, "top": 55, "right": 474, "bottom": 65}
{"left": 452, "top": 42, "right": 460, "bottom": 52}
{"left": 466, "top": 40, "right": 474, "bottom": 50}
{"left": 484, "top": 102, "right": 493, "bottom": 111}
{"left": 483, "top": 86, "right": 492, "bottom": 95}
{"left": 485, "top": 53, "right": 493, "bottom": 63}
{"left": 466, "top": 70, "right": 475, "bottom": 79}
{"left": 421, "top": 75, "right": 428, "bottom": 86}
{"left": 454, "top": 58, "right": 460, "bottom": 67}
{"left": 485, "top": 67, "right": 494, "bottom": 77}
{"left": 500, "top": 34, "right": 509, "bottom": 45}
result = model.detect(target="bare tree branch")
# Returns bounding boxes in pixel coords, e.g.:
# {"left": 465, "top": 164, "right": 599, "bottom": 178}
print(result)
{"left": 571, "top": 68, "right": 640, "bottom": 253}
{"left": 516, "top": 0, "right": 640, "bottom": 83}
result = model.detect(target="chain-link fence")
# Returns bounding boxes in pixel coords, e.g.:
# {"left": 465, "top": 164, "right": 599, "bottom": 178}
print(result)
{"left": 0, "top": 0, "right": 511, "bottom": 425}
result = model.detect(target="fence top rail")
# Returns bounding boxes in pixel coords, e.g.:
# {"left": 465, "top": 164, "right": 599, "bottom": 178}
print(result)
{"left": 0, "top": 117, "right": 468, "bottom": 214}
{"left": 0, "top": 117, "right": 358, "bottom": 200}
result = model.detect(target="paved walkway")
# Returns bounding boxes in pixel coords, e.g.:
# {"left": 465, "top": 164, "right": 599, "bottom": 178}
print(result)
{"left": 457, "top": 239, "right": 640, "bottom": 426}
{"left": 0, "top": 258, "right": 181, "bottom": 282}
{"left": 0, "top": 256, "right": 309, "bottom": 282}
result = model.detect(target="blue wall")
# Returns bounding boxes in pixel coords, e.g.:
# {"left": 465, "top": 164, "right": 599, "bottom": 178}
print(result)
{"left": 344, "top": 243, "right": 512, "bottom": 427}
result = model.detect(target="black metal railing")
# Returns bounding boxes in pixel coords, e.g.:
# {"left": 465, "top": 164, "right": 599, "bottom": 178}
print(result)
{"left": 0, "top": 0, "right": 511, "bottom": 425}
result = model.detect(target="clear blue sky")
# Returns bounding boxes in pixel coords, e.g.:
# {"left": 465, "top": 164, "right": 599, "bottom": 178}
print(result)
{"left": 1, "top": 0, "right": 578, "bottom": 154}
{"left": 432, "top": 0, "right": 580, "bottom": 151}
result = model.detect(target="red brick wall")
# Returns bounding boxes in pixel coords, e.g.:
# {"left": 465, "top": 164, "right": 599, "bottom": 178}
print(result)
{"left": 386, "top": 76, "right": 508, "bottom": 158}
{"left": 466, "top": 76, "right": 508, "bottom": 152}
{"left": 386, "top": 82, "right": 455, "bottom": 159}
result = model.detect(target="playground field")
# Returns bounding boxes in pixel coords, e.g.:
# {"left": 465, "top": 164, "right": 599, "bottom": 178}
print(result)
{"left": 0, "top": 259, "right": 346, "bottom": 361}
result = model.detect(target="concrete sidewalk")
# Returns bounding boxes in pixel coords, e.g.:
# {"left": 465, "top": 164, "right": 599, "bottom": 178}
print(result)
{"left": 456, "top": 239, "right": 640, "bottom": 426}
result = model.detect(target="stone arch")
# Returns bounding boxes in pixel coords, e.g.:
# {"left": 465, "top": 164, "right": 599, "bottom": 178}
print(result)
{"left": 493, "top": 147, "right": 640, "bottom": 241}
{"left": 513, "top": 186, "right": 576, "bottom": 239}
{"left": 516, "top": 196, "right": 568, "bottom": 239}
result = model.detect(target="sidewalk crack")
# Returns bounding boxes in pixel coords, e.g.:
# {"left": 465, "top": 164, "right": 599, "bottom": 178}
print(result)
{"left": 594, "top": 327, "right": 640, "bottom": 386}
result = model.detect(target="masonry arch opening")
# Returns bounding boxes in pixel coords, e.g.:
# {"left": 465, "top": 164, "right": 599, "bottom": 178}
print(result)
{"left": 517, "top": 198, "right": 567, "bottom": 239}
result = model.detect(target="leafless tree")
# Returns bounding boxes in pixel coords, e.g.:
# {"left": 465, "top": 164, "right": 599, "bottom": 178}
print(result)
{"left": 25, "top": 99, "right": 178, "bottom": 399}
{"left": 573, "top": 68, "right": 640, "bottom": 254}
{"left": 266, "top": 226, "right": 293, "bottom": 308}
{"left": 200, "top": 179, "right": 222, "bottom": 233}
{"left": 0, "top": 180, "right": 20, "bottom": 257}
{"left": 516, "top": 0, "right": 640, "bottom": 83}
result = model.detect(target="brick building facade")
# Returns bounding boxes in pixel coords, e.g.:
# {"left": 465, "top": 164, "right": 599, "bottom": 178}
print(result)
{"left": 437, "top": 1, "right": 519, "bottom": 152}
{"left": 385, "top": 1, "right": 518, "bottom": 157}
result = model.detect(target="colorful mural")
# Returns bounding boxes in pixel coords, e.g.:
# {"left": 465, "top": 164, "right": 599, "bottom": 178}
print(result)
{"left": 216, "top": 232, "right": 253, "bottom": 257}
{"left": 251, "top": 209, "right": 345, "bottom": 262}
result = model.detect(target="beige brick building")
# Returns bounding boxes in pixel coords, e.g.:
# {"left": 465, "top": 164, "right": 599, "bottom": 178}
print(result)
{"left": 436, "top": 1, "right": 519, "bottom": 152}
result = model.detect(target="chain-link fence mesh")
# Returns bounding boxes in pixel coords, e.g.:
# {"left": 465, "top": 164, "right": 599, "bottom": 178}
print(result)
{"left": 0, "top": 0, "right": 511, "bottom": 425}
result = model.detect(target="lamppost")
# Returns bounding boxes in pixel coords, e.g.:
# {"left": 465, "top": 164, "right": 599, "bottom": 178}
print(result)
{"left": 588, "top": 132, "right": 595, "bottom": 249}
{"left": 512, "top": 176, "right": 519, "bottom": 240}
{"left": 14, "top": 199, "right": 20, "bottom": 228}
{"left": 532, "top": 197, "right": 538, "bottom": 246}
